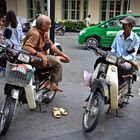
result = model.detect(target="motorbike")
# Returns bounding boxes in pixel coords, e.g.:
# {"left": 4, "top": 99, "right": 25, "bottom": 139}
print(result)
{"left": 82, "top": 45, "right": 138, "bottom": 132}
{"left": 55, "top": 22, "right": 65, "bottom": 36}
{"left": 0, "top": 29, "right": 61, "bottom": 136}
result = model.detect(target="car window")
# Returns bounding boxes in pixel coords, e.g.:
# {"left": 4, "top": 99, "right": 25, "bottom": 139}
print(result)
{"left": 101, "top": 19, "right": 121, "bottom": 28}
{"left": 135, "top": 17, "right": 140, "bottom": 26}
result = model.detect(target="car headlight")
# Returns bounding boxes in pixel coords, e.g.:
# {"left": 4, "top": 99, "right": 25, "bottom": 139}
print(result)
{"left": 17, "top": 53, "right": 30, "bottom": 63}
{"left": 79, "top": 30, "right": 86, "bottom": 35}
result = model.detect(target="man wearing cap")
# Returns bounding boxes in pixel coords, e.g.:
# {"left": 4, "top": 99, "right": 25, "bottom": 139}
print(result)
{"left": 111, "top": 15, "right": 140, "bottom": 70}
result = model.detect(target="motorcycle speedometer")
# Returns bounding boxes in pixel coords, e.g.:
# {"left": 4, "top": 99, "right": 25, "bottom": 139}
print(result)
{"left": 106, "top": 52, "right": 117, "bottom": 64}
{"left": 17, "top": 53, "right": 30, "bottom": 63}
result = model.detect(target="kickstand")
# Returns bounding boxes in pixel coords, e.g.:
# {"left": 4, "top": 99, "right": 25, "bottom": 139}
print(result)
{"left": 106, "top": 105, "right": 111, "bottom": 114}
{"left": 38, "top": 102, "right": 47, "bottom": 113}
{"left": 116, "top": 109, "right": 123, "bottom": 117}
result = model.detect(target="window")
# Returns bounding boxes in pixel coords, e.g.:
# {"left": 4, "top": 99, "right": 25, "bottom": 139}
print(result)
{"left": 62, "top": 0, "right": 88, "bottom": 20}
{"left": 101, "top": 0, "right": 128, "bottom": 21}
{"left": 27, "top": 0, "right": 36, "bottom": 19}
{"left": 27, "top": 0, "right": 48, "bottom": 19}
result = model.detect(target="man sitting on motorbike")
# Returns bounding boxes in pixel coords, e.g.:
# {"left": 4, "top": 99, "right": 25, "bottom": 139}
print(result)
{"left": 111, "top": 15, "right": 140, "bottom": 71}
{"left": 22, "top": 14, "right": 70, "bottom": 91}
{"left": 94, "top": 15, "right": 140, "bottom": 71}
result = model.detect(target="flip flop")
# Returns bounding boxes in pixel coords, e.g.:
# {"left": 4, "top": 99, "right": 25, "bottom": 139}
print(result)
{"left": 52, "top": 107, "right": 61, "bottom": 118}
{"left": 59, "top": 108, "right": 68, "bottom": 116}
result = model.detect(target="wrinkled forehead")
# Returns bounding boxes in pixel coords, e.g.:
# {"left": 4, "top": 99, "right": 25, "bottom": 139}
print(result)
{"left": 44, "top": 16, "right": 51, "bottom": 25}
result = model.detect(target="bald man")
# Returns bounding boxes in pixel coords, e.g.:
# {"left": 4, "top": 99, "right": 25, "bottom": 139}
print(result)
{"left": 23, "top": 15, "right": 70, "bottom": 91}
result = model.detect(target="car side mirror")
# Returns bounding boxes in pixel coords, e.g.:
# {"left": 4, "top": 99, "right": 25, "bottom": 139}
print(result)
{"left": 4, "top": 28, "right": 12, "bottom": 39}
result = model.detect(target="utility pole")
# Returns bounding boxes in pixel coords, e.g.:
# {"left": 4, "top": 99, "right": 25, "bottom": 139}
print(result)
{"left": 48, "top": 0, "right": 55, "bottom": 43}
{"left": 127, "top": 0, "right": 131, "bottom": 13}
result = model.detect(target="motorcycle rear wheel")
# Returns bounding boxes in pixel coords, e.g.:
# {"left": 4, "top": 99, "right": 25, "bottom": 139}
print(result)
{"left": 42, "top": 82, "right": 58, "bottom": 104}
{"left": 82, "top": 92, "right": 104, "bottom": 132}
{"left": 58, "top": 29, "right": 65, "bottom": 36}
{"left": 42, "top": 89, "right": 57, "bottom": 104}
{"left": 0, "top": 96, "right": 16, "bottom": 136}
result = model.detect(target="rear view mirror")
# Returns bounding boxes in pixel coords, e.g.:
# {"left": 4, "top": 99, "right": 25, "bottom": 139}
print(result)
{"left": 4, "top": 28, "right": 12, "bottom": 39}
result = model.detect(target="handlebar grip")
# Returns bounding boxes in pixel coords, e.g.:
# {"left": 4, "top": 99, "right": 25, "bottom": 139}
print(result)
{"left": 0, "top": 43, "right": 6, "bottom": 49}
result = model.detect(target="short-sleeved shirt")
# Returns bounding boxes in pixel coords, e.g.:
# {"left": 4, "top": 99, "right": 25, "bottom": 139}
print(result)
{"left": 23, "top": 27, "right": 53, "bottom": 53}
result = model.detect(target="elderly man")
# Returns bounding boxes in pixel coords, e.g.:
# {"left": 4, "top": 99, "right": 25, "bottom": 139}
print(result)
{"left": 22, "top": 15, "right": 70, "bottom": 91}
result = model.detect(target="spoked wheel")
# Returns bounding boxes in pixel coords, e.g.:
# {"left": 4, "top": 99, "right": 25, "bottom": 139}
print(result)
{"left": 42, "top": 89, "right": 57, "bottom": 104}
{"left": 85, "top": 37, "right": 99, "bottom": 50}
{"left": 82, "top": 92, "right": 104, "bottom": 132}
{"left": 118, "top": 94, "right": 130, "bottom": 107}
{"left": 0, "top": 96, "right": 16, "bottom": 136}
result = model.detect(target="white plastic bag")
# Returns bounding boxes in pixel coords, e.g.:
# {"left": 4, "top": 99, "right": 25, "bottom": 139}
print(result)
{"left": 83, "top": 70, "right": 92, "bottom": 86}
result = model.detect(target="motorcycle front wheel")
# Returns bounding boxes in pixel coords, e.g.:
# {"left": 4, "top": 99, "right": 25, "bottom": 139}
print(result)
{"left": 0, "top": 96, "right": 16, "bottom": 136}
{"left": 82, "top": 92, "right": 104, "bottom": 132}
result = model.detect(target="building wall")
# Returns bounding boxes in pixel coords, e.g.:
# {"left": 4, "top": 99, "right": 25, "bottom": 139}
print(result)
{"left": 55, "top": 0, "right": 62, "bottom": 22}
{"left": 130, "top": 0, "right": 140, "bottom": 14}
{"left": 5, "top": 0, "right": 140, "bottom": 23}
{"left": 6, "top": 0, "right": 27, "bottom": 18}
{"left": 88, "top": 0, "right": 100, "bottom": 24}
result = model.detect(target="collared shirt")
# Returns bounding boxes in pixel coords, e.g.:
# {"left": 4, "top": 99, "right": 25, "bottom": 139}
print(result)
{"left": 111, "top": 30, "right": 140, "bottom": 60}
{"left": 23, "top": 27, "right": 53, "bottom": 53}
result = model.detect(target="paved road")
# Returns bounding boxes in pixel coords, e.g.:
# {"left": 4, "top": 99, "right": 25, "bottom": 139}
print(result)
{"left": 0, "top": 32, "right": 140, "bottom": 140}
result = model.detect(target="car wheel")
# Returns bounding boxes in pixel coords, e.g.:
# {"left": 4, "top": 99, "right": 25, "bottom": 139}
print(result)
{"left": 85, "top": 37, "right": 99, "bottom": 49}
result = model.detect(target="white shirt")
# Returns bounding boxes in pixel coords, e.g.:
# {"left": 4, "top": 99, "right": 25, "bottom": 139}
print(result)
{"left": 85, "top": 17, "right": 90, "bottom": 27}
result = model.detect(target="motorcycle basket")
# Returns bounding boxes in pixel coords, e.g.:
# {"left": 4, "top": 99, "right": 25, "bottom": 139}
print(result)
{"left": 5, "top": 61, "right": 34, "bottom": 87}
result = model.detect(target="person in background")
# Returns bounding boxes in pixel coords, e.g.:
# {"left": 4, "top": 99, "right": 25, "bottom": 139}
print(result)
{"left": 0, "top": 15, "right": 4, "bottom": 43}
{"left": 23, "top": 14, "right": 70, "bottom": 91}
{"left": 4, "top": 10, "right": 23, "bottom": 50}
{"left": 84, "top": 15, "right": 91, "bottom": 27}
{"left": 0, "top": 15, "right": 5, "bottom": 75}
{"left": 31, "top": 13, "right": 41, "bottom": 27}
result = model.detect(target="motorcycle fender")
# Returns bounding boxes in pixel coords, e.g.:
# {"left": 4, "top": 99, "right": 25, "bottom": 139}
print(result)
{"left": 90, "top": 79, "right": 109, "bottom": 102}
{"left": 11, "top": 89, "right": 20, "bottom": 99}
{"left": 24, "top": 81, "right": 36, "bottom": 109}
{"left": 107, "top": 65, "right": 118, "bottom": 109}
{"left": 4, "top": 84, "right": 19, "bottom": 99}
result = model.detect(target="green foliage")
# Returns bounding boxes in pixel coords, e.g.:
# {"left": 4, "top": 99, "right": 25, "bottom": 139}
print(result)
{"left": 58, "top": 21, "right": 86, "bottom": 31}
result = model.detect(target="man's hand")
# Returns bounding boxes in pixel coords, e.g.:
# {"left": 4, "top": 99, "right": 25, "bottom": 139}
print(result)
{"left": 130, "top": 60, "right": 139, "bottom": 70}
{"left": 42, "top": 56, "right": 47, "bottom": 67}
{"left": 62, "top": 54, "right": 71, "bottom": 62}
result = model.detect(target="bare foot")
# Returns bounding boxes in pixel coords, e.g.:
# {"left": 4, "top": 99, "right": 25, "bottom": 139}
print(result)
{"left": 51, "top": 83, "right": 63, "bottom": 92}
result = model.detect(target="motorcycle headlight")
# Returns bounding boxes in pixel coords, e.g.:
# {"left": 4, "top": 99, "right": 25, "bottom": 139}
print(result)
{"left": 106, "top": 53, "right": 117, "bottom": 64}
{"left": 17, "top": 53, "right": 30, "bottom": 63}
{"left": 79, "top": 30, "right": 86, "bottom": 35}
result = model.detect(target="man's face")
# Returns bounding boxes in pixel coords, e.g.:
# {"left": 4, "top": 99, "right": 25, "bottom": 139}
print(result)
{"left": 122, "top": 23, "right": 132, "bottom": 32}
{"left": 42, "top": 21, "right": 52, "bottom": 32}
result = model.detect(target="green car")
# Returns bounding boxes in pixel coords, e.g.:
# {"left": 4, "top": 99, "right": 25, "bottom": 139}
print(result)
{"left": 78, "top": 14, "right": 140, "bottom": 49}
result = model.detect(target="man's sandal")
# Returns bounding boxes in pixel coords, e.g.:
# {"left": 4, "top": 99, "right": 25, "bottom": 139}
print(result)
{"left": 59, "top": 108, "right": 68, "bottom": 116}
{"left": 52, "top": 107, "right": 61, "bottom": 118}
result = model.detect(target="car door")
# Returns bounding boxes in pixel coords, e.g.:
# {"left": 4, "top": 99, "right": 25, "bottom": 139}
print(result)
{"left": 100, "top": 18, "right": 122, "bottom": 48}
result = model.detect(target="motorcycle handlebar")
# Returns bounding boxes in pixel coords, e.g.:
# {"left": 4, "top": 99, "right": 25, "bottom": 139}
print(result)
{"left": 0, "top": 43, "right": 7, "bottom": 49}
{"left": 88, "top": 46, "right": 106, "bottom": 57}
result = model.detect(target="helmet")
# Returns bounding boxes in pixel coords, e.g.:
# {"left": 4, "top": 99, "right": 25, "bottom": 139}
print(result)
{"left": 120, "top": 16, "right": 136, "bottom": 27}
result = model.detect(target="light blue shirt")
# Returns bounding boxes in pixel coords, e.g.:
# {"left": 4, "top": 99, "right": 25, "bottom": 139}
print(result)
{"left": 5, "top": 23, "right": 23, "bottom": 50}
{"left": 111, "top": 30, "right": 140, "bottom": 60}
